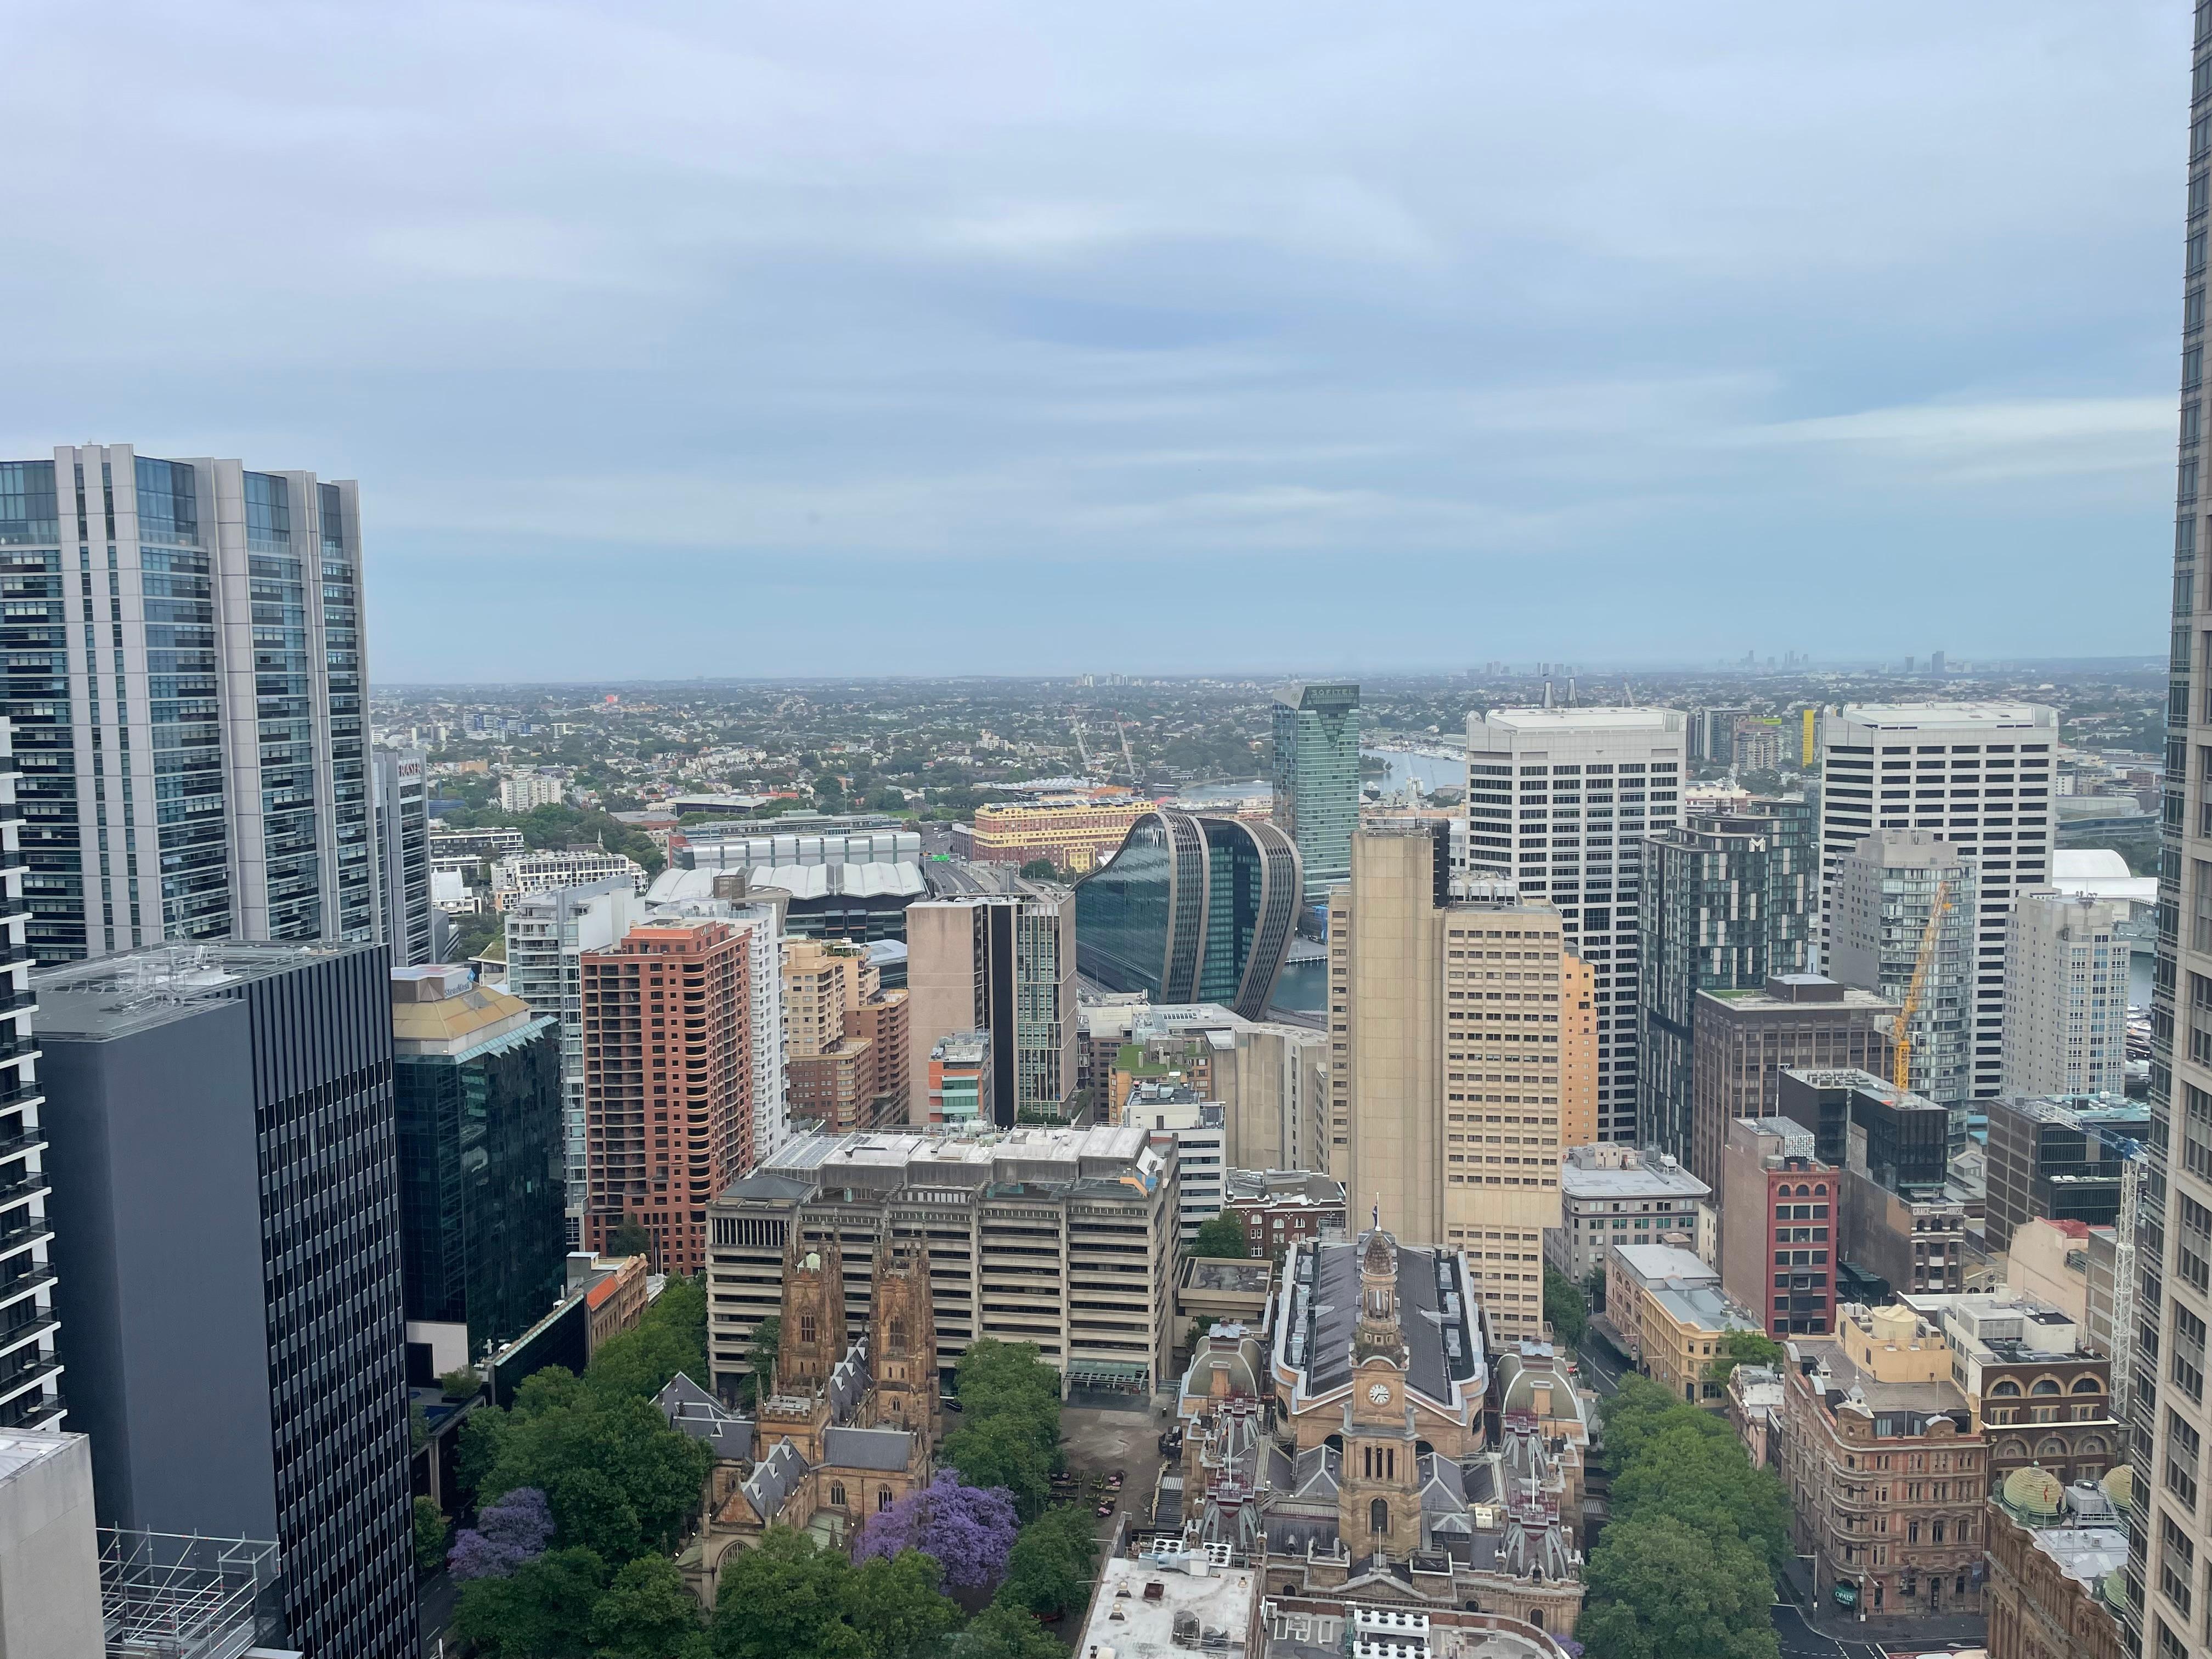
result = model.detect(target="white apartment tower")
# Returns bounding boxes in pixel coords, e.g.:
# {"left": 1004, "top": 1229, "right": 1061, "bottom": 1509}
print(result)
{"left": 504, "top": 878, "right": 641, "bottom": 1244}
{"left": 2002, "top": 889, "right": 2128, "bottom": 1099}
{"left": 1815, "top": 703, "right": 2057, "bottom": 1100}
{"left": 0, "top": 445, "right": 376, "bottom": 962}
{"left": 1464, "top": 706, "right": 1687, "bottom": 1142}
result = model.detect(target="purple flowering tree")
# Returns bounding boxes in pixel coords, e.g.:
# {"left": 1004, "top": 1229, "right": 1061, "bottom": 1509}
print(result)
{"left": 854, "top": 1472, "right": 1018, "bottom": 1593}
{"left": 447, "top": 1487, "right": 554, "bottom": 1581}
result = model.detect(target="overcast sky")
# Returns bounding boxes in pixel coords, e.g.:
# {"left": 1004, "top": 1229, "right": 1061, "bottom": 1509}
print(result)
{"left": 4, "top": 3, "right": 2190, "bottom": 680}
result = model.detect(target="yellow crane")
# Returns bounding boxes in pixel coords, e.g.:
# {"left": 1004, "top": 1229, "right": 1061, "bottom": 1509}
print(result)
{"left": 1892, "top": 878, "right": 1951, "bottom": 1093}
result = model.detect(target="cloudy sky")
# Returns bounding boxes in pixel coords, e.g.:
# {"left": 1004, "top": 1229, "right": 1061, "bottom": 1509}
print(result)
{"left": 4, "top": 2, "right": 2190, "bottom": 679}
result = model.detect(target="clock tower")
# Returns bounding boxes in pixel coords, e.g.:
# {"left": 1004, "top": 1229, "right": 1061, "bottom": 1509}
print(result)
{"left": 1340, "top": 1228, "right": 1421, "bottom": 1559}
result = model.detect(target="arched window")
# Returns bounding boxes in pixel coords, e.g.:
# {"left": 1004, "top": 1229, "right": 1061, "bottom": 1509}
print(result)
{"left": 2030, "top": 1378, "right": 2062, "bottom": 1396}
{"left": 890, "top": 1317, "right": 907, "bottom": 1353}
{"left": 800, "top": 1313, "right": 817, "bottom": 1344}
{"left": 1814, "top": 1184, "right": 1827, "bottom": 1195}
{"left": 1370, "top": 1499, "right": 1389, "bottom": 1536}
{"left": 1991, "top": 1380, "right": 2022, "bottom": 1397}
{"left": 2080, "top": 1436, "right": 2108, "bottom": 1456}
{"left": 2073, "top": 1376, "right": 2103, "bottom": 1393}
{"left": 831, "top": 1482, "right": 846, "bottom": 1507}
{"left": 878, "top": 1488, "right": 893, "bottom": 1513}
{"left": 1531, "top": 1610, "right": 1544, "bottom": 1631}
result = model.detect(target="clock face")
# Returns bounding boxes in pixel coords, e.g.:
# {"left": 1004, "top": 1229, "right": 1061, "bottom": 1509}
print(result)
{"left": 1367, "top": 1383, "right": 1391, "bottom": 1406}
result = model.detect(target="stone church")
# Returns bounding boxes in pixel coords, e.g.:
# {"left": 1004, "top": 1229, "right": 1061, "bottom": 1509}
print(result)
{"left": 658, "top": 1226, "right": 939, "bottom": 1600}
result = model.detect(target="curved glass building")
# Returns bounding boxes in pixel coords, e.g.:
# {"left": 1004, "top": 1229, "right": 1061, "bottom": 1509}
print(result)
{"left": 1074, "top": 808, "right": 1300, "bottom": 1020}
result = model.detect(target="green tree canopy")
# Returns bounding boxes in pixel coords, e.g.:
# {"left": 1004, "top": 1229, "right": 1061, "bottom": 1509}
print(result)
{"left": 958, "top": 1601, "right": 1066, "bottom": 1659}
{"left": 1607, "top": 1418, "right": 1791, "bottom": 1569}
{"left": 1707, "top": 1328, "right": 1786, "bottom": 1385}
{"left": 606, "top": 1217, "right": 654, "bottom": 1263}
{"left": 748, "top": 1316, "right": 782, "bottom": 1402}
{"left": 1186, "top": 1213, "right": 1250, "bottom": 1260}
{"left": 846, "top": 1549, "right": 964, "bottom": 1659}
{"left": 1542, "top": 1264, "right": 1588, "bottom": 1348}
{"left": 414, "top": 1497, "right": 451, "bottom": 1575}
{"left": 1579, "top": 1513, "right": 1779, "bottom": 1659}
{"left": 453, "top": 1545, "right": 611, "bottom": 1658}
{"left": 941, "top": 1341, "right": 1064, "bottom": 1519}
{"left": 587, "top": 1555, "right": 711, "bottom": 1659}
{"left": 469, "top": 1367, "right": 713, "bottom": 1564}
{"left": 706, "top": 1525, "right": 968, "bottom": 1659}
{"left": 586, "top": 1276, "right": 709, "bottom": 1403}
{"left": 995, "top": 1506, "right": 1098, "bottom": 1620}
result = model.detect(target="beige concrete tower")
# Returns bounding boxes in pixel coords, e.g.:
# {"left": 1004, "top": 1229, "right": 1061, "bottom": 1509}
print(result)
{"left": 1329, "top": 825, "right": 1573, "bottom": 1345}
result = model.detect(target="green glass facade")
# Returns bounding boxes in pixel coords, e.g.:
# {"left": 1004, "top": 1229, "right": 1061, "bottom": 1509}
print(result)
{"left": 395, "top": 1012, "right": 566, "bottom": 1356}
{"left": 1271, "top": 681, "right": 1360, "bottom": 907}
{"left": 1075, "top": 807, "right": 1300, "bottom": 1020}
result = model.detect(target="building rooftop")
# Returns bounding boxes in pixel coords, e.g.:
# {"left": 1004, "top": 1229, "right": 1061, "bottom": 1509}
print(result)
{"left": 1987, "top": 1093, "right": 2149, "bottom": 1132}
{"left": 1468, "top": 706, "right": 1684, "bottom": 736}
{"left": 1611, "top": 1243, "right": 1717, "bottom": 1286}
{"left": 1831, "top": 702, "right": 2059, "bottom": 731}
{"left": 1076, "top": 1542, "right": 1259, "bottom": 1659}
{"left": 1559, "top": 1149, "right": 1709, "bottom": 1200}
{"left": 718, "top": 1124, "right": 1167, "bottom": 1205}
{"left": 33, "top": 940, "right": 380, "bottom": 1039}
{"left": 1700, "top": 983, "right": 1898, "bottom": 1013}
{"left": 1275, "top": 1232, "right": 1486, "bottom": 1412}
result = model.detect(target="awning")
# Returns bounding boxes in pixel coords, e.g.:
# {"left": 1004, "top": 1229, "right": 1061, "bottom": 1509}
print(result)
{"left": 1832, "top": 1584, "right": 1859, "bottom": 1608}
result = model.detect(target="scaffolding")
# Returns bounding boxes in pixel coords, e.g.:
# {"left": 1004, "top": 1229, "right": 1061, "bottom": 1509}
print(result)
{"left": 98, "top": 1528, "right": 281, "bottom": 1659}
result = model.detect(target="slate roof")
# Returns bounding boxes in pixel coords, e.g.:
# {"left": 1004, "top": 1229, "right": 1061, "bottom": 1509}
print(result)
{"left": 1290, "top": 1233, "right": 1485, "bottom": 1406}
{"left": 823, "top": 1426, "right": 915, "bottom": 1472}
{"left": 744, "top": 1440, "right": 808, "bottom": 1523}
{"left": 655, "top": 1373, "right": 754, "bottom": 1463}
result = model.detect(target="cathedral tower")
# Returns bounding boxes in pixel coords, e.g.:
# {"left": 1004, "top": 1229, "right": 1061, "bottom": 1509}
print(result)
{"left": 1339, "top": 1228, "right": 1421, "bottom": 1558}
{"left": 866, "top": 1233, "right": 939, "bottom": 1435}
{"left": 773, "top": 1228, "right": 849, "bottom": 1397}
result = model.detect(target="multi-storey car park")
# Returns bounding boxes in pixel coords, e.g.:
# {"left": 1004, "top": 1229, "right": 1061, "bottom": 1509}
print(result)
{"left": 704, "top": 1126, "right": 1177, "bottom": 1402}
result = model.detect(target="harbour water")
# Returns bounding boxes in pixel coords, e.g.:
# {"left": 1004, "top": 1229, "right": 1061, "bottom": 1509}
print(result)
{"left": 1365, "top": 748, "right": 1463, "bottom": 795}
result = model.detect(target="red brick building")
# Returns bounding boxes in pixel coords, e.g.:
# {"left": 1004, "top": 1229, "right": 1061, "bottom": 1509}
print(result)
{"left": 582, "top": 917, "right": 754, "bottom": 1276}
{"left": 1719, "top": 1114, "right": 1838, "bottom": 1338}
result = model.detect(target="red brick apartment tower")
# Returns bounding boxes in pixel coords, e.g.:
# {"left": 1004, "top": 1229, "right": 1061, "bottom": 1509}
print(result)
{"left": 1719, "top": 1113, "right": 1838, "bottom": 1339}
{"left": 583, "top": 917, "right": 753, "bottom": 1275}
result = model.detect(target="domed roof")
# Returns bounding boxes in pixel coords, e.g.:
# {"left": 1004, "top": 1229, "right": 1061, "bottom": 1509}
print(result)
{"left": 2102, "top": 1568, "right": 2130, "bottom": 1611}
{"left": 2003, "top": 1465, "right": 2064, "bottom": 1519}
{"left": 1361, "top": 1229, "right": 1396, "bottom": 1278}
{"left": 2102, "top": 1463, "right": 2135, "bottom": 1510}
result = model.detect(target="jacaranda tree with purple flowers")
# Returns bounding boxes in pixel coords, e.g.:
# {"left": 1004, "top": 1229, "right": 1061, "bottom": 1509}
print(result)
{"left": 447, "top": 1486, "right": 554, "bottom": 1581}
{"left": 853, "top": 1472, "right": 1018, "bottom": 1593}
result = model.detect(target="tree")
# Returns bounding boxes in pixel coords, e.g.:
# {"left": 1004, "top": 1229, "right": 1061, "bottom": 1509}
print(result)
{"left": 712, "top": 1527, "right": 865, "bottom": 1659}
{"left": 958, "top": 1600, "right": 1066, "bottom": 1659}
{"left": 607, "top": 1217, "right": 654, "bottom": 1264}
{"left": 587, "top": 1555, "right": 710, "bottom": 1659}
{"left": 587, "top": 1276, "right": 710, "bottom": 1403}
{"left": 941, "top": 1340, "right": 1064, "bottom": 1520}
{"left": 748, "top": 1316, "right": 782, "bottom": 1401}
{"left": 1578, "top": 1513, "right": 1778, "bottom": 1659}
{"left": 1543, "top": 1265, "right": 1589, "bottom": 1349}
{"left": 855, "top": 1472, "right": 1020, "bottom": 1593}
{"left": 1706, "top": 1328, "right": 1785, "bottom": 1386}
{"left": 1583, "top": 1265, "right": 1607, "bottom": 1313}
{"left": 1018, "top": 859, "right": 1060, "bottom": 881}
{"left": 414, "top": 1497, "right": 452, "bottom": 1575}
{"left": 453, "top": 1545, "right": 610, "bottom": 1658}
{"left": 1186, "top": 1213, "right": 1250, "bottom": 1260}
{"left": 443, "top": 1365, "right": 484, "bottom": 1401}
{"left": 449, "top": 1487, "right": 554, "bottom": 1580}
{"left": 995, "top": 1506, "right": 1098, "bottom": 1620}
{"left": 471, "top": 1373, "right": 714, "bottom": 1564}
{"left": 1608, "top": 1419, "right": 1790, "bottom": 1569}
{"left": 845, "top": 1548, "right": 963, "bottom": 1659}
{"left": 941, "top": 1423, "right": 1054, "bottom": 1521}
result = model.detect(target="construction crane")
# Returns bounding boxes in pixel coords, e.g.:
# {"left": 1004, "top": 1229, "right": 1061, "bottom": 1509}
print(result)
{"left": 1891, "top": 878, "right": 1951, "bottom": 1094}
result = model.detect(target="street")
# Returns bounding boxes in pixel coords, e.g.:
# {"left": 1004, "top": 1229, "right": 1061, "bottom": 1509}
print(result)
{"left": 1575, "top": 1333, "right": 1628, "bottom": 1398}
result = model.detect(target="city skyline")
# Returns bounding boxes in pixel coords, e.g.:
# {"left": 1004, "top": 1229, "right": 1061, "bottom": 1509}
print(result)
{"left": 5, "top": 3, "right": 2190, "bottom": 679}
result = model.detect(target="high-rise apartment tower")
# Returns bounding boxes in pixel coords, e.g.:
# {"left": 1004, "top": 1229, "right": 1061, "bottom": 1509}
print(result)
{"left": 1814, "top": 703, "right": 2057, "bottom": 1100}
{"left": 0, "top": 446, "right": 375, "bottom": 962}
{"left": 1465, "top": 706, "right": 1688, "bottom": 1141}
{"left": 907, "top": 882, "right": 1077, "bottom": 1123}
{"left": 374, "top": 747, "right": 432, "bottom": 967}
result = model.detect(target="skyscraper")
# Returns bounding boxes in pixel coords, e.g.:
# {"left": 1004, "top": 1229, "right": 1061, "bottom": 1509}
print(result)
{"left": 1637, "top": 803, "right": 1816, "bottom": 1160}
{"left": 1073, "top": 807, "right": 1301, "bottom": 1027}
{"left": 907, "top": 879, "right": 1077, "bottom": 1122}
{"left": 1465, "top": 706, "right": 1688, "bottom": 1142}
{"left": 2002, "top": 889, "right": 2129, "bottom": 1098}
{"left": 391, "top": 964, "right": 565, "bottom": 1356}
{"left": 374, "top": 747, "right": 432, "bottom": 967}
{"left": 581, "top": 915, "right": 757, "bottom": 1275}
{"left": 1829, "top": 830, "right": 1979, "bottom": 1139}
{"left": 38, "top": 941, "right": 414, "bottom": 1658}
{"left": 1271, "top": 680, "right": 1360, "bottom": 908}
{"left": 1815, "top": 703, "right": 2058, "bottom": 1101}
{"left": 0, "top": 446, "right": 375, "bottom": 963}
{"left": 505, "top": 877, "right": 641, "bottom": 1244}
{"left": 2140, "top": 33, "right": 2212, "bottom": 1635}
{"left": 1326, "top": 823, "right": 1589, "bottom": 1344}
{"left": 0, "top": 718, "right": 60, "bottom": 1432}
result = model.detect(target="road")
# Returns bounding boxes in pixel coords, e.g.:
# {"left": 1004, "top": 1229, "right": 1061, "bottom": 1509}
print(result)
{"left": 1771, "top": 1602, "right": 1984, "bottom": 1659}
{"left": 1575, "top": 1333, "right": 1628, "bottom": 1397}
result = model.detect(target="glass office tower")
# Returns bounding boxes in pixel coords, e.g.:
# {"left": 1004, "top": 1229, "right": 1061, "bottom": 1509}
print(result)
{"left": 0, "top": 445, "right": 374, "bottom": 962}
{"left": 1074, "top": 806, "right": 1300, "bottom": 1021}
{"left": 1271, "top": 681, "right": 1360, "bottom": 908}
